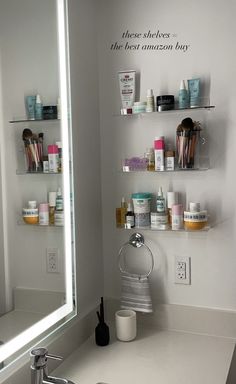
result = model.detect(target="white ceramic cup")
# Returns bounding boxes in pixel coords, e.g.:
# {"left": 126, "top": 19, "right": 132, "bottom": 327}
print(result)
{"left": 115, "top": 309, "right": 137, "bottom": 342}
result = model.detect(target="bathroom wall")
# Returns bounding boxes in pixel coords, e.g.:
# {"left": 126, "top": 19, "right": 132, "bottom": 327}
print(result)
{"left": 97, "top": 0, "right": 236, "bottom": 310}
{"left": 67, "top": 0, "right": 104, "bottom": 315}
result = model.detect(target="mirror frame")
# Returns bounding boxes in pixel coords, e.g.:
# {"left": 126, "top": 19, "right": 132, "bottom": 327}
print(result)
{"left": 0, "top": 0, "right": 76, "bottom": 366}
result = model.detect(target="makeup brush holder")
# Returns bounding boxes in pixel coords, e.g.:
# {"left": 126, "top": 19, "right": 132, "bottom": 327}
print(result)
{"left": 176, "top": 127, "right": 205, "bottom": 169}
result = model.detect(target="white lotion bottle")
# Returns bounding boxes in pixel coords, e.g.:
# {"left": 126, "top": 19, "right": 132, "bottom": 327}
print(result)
{"left": 146, "top": 89, "right": 154, "bottom": 112}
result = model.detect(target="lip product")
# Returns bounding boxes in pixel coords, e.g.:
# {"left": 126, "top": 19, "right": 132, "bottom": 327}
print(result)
{"left": 118, "top": 70, "right": 136, "bottom": 111}
{"left": 154, "top": 136, "right": 165, "bottom": 171}
{"left": 156, "top": 95, "right": 175, "bottom": 111}
{"left": 187, "top": 78, "right": 200, "bottom": 107}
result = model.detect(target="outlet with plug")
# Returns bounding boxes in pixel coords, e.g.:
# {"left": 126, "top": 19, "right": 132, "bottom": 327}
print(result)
{"left": 175, "top": 256, "right": 191, "bottom": 285}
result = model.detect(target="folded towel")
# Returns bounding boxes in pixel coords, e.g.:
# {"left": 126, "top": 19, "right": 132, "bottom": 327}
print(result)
{"left": 121, "top": 273, "right": 153, "bottom": 313}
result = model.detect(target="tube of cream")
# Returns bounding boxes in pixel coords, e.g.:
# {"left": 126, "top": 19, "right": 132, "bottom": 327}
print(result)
{"left": 118, "top": 70, "right": 136, "bottom": 111}
{"left": 188, "top": 78, "right": 200, "bottom": 107}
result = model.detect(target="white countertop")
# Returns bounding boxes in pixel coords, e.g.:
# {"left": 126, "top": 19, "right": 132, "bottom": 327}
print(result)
{"left": 53, "top": 325, "right": 235, "bottom": 384}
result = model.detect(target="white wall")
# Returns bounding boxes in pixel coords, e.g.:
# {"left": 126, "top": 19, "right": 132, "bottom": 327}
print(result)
{"left": 97, "top": 0, "right": 236, "bottom": 310}
{"left": 67, "top": 0, "right": 104, "bottom": 316}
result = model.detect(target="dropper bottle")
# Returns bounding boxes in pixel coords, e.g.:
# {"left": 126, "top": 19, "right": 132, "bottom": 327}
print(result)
{"left": 120, "top": 197, "right": 127, "bottom": 227}
{"left": 156, "top": 187, "right": 166, "bottom": 213}
{"left": 125, "top": 201, "right": 135, "bottom": 228}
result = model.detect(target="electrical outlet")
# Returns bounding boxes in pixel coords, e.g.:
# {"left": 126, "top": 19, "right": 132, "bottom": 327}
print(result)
{"left": 175, "top": 256, "right": 191, "bottom": 285}
{"left": 46, "top": 248, "right": 59, "bottom": 273}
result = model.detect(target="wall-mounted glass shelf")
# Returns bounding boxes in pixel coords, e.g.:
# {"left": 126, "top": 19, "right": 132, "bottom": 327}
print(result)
{"left": 10, "top": 117, "right": 59, "bottom": 123}
{"left": 16, "top": 170, "right": 62, "bottom": 175}
{"left": 119, "top": 226, "right": 210, "bottom": 233}
{"left": 121, "top": 167, "right": 209, "bottom": 173}
{"left": 116, "top": 105, "right": 215, "bottom": 117}
{"left": 17, "top": 219, "right": 63, "bottom": 227}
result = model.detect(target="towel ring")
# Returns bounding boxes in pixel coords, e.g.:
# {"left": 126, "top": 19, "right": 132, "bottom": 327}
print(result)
{"left": 118, "top": 233, "right": 154, "bottom": 278}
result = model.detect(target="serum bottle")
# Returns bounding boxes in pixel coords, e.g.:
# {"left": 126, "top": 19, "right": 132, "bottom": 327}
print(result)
{"left": 125, "top": 201, "right": 135, "bottom": 228}
{"left": 156, "top": 187, "right": 166, "bottom": 213}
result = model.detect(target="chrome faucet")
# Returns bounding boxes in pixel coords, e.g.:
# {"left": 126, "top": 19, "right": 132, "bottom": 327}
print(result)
{"left": 30, "top": 347, "right": 76, "bottom": 384}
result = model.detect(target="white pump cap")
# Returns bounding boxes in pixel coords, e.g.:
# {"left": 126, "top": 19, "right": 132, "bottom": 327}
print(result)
{"left": 180, "top": 80, "right": 187, "bottom": 90}
{"left": 147, "top": 89, "right": 154, "bottom": 97}
{"left": 36, "top": 94, "right": 42, "bottom": 104}
{"left": 158, "top": 187, "right": 163, "bottom": 197}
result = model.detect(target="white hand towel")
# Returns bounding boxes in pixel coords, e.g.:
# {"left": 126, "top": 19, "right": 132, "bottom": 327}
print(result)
{"left": 121, "top": 273, "right": 153, "bottom": 313}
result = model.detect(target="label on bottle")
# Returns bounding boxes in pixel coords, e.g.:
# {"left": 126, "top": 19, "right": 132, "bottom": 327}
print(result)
{"left": 156, "top": 197, "right": 165, "bottom": 213}
{"left": 125, "top": 214, "right": 135, "bottom": 228}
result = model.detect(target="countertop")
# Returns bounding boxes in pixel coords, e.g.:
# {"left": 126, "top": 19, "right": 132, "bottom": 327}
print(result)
{"left": 53, "top": 324, "right": 235, "bottom": 384}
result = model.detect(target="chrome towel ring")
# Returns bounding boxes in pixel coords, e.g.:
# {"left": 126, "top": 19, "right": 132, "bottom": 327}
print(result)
{"left": 118, "top": 233, "right": 154, "bottom": 278}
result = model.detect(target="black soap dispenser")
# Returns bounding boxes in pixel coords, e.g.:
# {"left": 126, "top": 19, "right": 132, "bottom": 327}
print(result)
{"left": 95, "top": 297, "right": 110, "bottom": 346}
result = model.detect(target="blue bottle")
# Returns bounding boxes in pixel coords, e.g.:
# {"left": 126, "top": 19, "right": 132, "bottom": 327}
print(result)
{"left": 35, "top": 94, "right": 43, "bottom": 120}
{"left": 178, "top": 80, "right": 189, "bottom": 109}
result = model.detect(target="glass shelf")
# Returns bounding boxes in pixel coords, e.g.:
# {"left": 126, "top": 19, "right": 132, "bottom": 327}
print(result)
{"left": 9, "top": 117, "right": 59, "bottom": 123}
{"left": 121, "top": 167, "right": 209, "bottom": 173}
{"left": 17, "top": 219, "right": 63, "bottom": 227}
{"left": 119, "top": 226, "right": 211, "bottom": 233}
{"left": 16, "top": 170, "right": 62, "bottom": 175}
{"left": 116, "top": 105, "right": 215, "bottom": 117}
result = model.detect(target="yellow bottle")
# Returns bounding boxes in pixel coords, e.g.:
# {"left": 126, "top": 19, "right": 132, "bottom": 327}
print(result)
{"left": 120, "top": 197, "right": 127, "bottom": 227}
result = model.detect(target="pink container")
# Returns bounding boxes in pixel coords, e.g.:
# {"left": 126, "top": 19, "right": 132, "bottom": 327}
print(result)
{"left": 172, "top": 204, "right": 183, "bottom": 230}
{"left": 48, "top": 144, "right": 59, "bottom": 154}
{"left": 39, "top": 203, "right": 49, "bottom": 225}
{"left": 154, "top": 137, "right": 165, "bottom": 150}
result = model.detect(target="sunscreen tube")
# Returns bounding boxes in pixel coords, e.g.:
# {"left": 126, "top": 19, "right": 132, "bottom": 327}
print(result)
{"left": 118, "top": 70, "right": 136, "bottom": 109}
{"left": 188, "top": 78, "right": 200, "bottom": 107}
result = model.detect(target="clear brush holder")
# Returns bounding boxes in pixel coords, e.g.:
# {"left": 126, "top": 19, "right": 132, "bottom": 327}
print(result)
{"left": 24, "top": 141, "right": 43, "bottom": 172}
{"left": 176, "top": 126, "right": 207, "bottom": 170}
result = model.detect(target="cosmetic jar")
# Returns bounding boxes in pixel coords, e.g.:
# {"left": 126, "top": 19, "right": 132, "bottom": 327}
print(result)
{"left": 151, "top": 212, "right": 169, "bottom": 229}
{"left": 156, "top": 95, "right": 175, "bottom": 111}
{"left": 132, "top": 101, "right": 147, "bottom": 114}
{"left": 22, "top": 208, "right": 39, "bottom": 224}
{"left": 132, "top": 193, "right": 152, "bottom": 227}
{"left": 184, "top": 210, "right": 207, "bottom": 230}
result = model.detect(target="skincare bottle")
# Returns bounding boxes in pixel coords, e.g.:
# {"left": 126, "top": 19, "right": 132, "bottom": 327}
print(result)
{"left": 48, "top": 144, "right": 59, "bottom": 173}
{"left": 120, "top": 197, "right": 127, "bottom": 227}
{"left": 178, "top": 80, "right": 189, "bottom": 109}
{"left": 39, "top": 203, "right": 49, "bottom": 226}
{"left": 35, "top": 94, "right": 43, "bottom": 120}
{"left": 55, "top": 141, "right": 62, "bottom": 173}
{"left": 156, "top": 187, "right": 166, "bottom": 213}
{"left": 48, "top": 191, "right": 57, "bottom": 225}
{"left": 56, "top": 188, "right": 63, "bottom": 211}
{"left": 145, "top": 148, "right": 155, "bottom": 171}
{"left": 146, "top": 89, "right": 155, "bottom": 112}
{"left": 154, "top": 136, "right": 165, "bottom": 171}
{"left": 57, "top": 97, "right": 61, "bottom": 119}
{"left": 125, "top": 201, "right": 135, "bottom": 228}
{"left": 172, "top": 204, "right": 183, "bottom": 230}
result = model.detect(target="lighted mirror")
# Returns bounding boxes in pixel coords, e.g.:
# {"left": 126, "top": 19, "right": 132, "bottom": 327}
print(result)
{"left": 0, "top": 0, "right": 76, "bottom": 369}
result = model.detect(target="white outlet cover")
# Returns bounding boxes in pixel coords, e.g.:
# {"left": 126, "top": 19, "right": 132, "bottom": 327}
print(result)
{"left": 175, "top": 255, "right": 191, "bottom": 285}
{"left": 46, "top": 248, "right": 60, "bottom": 273}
